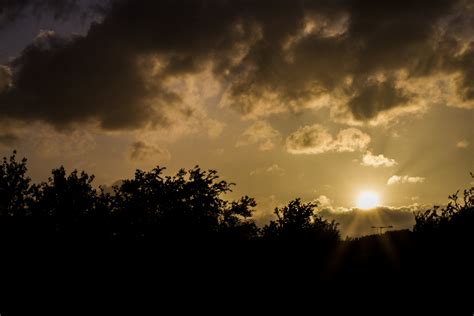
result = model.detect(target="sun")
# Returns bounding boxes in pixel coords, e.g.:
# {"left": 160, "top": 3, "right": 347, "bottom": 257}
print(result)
{"left": 356, "top": 191, "right": 380, "bottom": 209}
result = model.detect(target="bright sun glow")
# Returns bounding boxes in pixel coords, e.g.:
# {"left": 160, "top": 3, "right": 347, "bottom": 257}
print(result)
{"left": 356, "top": 191, "right": 380, "bottom": 209}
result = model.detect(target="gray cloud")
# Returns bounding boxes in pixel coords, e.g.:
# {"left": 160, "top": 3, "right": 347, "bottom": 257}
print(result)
{"left": 0, "top": 65, "right": 11, "bottom": 92}
{"left": 319, "top": 205, "right": 422, "bottom": 237}
{"left": 130, "top": 141, "right": 170, "bottom": 162}
{"left": 236, "top": 121, "right": 281, "bottom": 151}
{"left": 348, "top": 78, "right": 410, "bottom": 120}
{"left": 286, "top": 124, "right": 370, "bottom": 154}
{"left": 0, "top": 0, "right": 473, "bottom": 131}
{"left": 0, "top": 132, "right": 19, "bottom": 147}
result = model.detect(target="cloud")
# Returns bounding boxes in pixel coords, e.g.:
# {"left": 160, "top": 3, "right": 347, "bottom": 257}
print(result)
{"left": 16, "top": 123, "right": 98, "bottom": 158}
{"left": 333, "top": 128, "right": 371, "bottom": 152}
{"left": 286, "top": 124, "right": 370, "bottom": 154}
{"left": 130, "top": 141, "right": 170, "bottom": 162}
{"left": 1, "top": 0, "right": 473, "bottom": 132}
{"left": 0, "top": 132, "right": 19, "bottom": 147}
{"left": 0, "top": 29, "right": 167, "bottom": 130}
{"left": 253, "top": 194, "right": 426, "bottom": 237}
{"left": 285, "top": 124, "right": 333, "bottom": 154}
{"left": 319, "top": 205, "right": 423, "bottom": 237}
{"left": 237, "top": 121, "right": 281, "bottom": 151}
{"left": 361, "top": 151, "right": 397, "bottom": 168}
{"left": 0, "top": 0, "right": 82, "bottom": 30}
{"left": 456, "top": 140, "right": 469, "bottom": 148}
{"left": 0, "top": 65, "right": 12, "bottom": 92}
{"left": 314, "top": 195, "right": 331, "bottom": 207}
{"left": 250, "top": 163, "right": 285, "bottom": 176}
{"left": 387, "top": 175, "right": 425, "bottom": 185}
{"left": 348, "top": 78, "right": 410, "bottom": 121}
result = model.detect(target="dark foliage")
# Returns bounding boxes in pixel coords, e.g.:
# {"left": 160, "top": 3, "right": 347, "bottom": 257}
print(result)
{"left": 414, "top": 173, "right": 474, "bottom": 239}
{"left": 0, "top": 152, "right": 262, "bottom": 245}
{"left": 262, "top": 198, "right": 339, "bottom": 245}
{"left": 0, "top": 150, "right": 30, "bottom": 217}
{"left": 0, "top": 151, "right": 473, "bottom": 312}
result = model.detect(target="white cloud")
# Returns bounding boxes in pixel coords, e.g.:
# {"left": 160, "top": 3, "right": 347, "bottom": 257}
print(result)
{"left": 250, "top": 163, "right": 285, "bottom": 176}
{"left": 237, "top": 121, "right": 281, "bottom": 151}
{"left": 333, "top": 128, "right": 371, "bottom": 152}
{"left": 361, "top": 151, "right": 397, "bottom": 168}
{"left": 286, "top": 124, "right": 370, "bottom": 154}
{"left": 456, "top": 140, "right": 469, "bottom": 148}
{"left": 314, "top": 195, "right": 331, "bottom": 207}
{"left": 387, "top": 175, "right": 425, "bottom": 185}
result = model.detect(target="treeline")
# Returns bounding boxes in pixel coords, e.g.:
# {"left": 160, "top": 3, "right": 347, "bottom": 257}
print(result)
{"left": 1, "top": 151, "right": 474, "bottom": 311}
{"left": 1, "top": 151, "right": 473, "bottom": 247}
{"left": 0, "top": 151, "right": 341, "bottom": 246}
{"left": 0, "top": 151, "right": 474, "bottom": 244}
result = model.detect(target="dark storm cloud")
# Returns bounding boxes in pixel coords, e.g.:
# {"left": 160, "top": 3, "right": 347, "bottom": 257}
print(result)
{"left": 1, "top": 29, "right": 174, "bottom": 130}
{"left": 348, "top": 79, "right": 410, "bottom": 120}
{"left": 0, "top": 0, "right": 473, "bottom": 130}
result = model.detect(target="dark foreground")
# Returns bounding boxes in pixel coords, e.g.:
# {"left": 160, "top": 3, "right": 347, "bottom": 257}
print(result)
{"left": 0, "top": 153, "right": 473, "bottom": 313}
{"left": 1, "top": 229, "right": 473, "bottom": 314}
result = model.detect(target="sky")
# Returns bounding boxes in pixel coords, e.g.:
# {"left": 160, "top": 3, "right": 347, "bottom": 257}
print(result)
{"left": 1, "top": 0, "right": 473, "bottom": 236}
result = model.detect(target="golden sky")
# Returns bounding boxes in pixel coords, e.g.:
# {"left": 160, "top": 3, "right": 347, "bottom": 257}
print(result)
{"left": 0, "top": 0, "right": 473, "bottom": 236}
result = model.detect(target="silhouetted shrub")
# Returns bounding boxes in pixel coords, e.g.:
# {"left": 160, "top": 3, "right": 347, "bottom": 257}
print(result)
{"left": 262, "top": 198, "right": 340, "bottom": 244}
{"left": 0, "top": 151, "right": 263, "bottom": 243}
{"left": 0, "top": 151, "right": 30, "bottom": 218}
{"left": 414, "top": 174, "right": 474, "bottom": 239}
{"left": 110, "top": 166, "right": 259, "bottom": 242}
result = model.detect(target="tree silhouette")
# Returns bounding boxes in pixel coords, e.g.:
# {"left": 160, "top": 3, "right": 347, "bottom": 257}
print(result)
{"left": 0, "top": 151, "right": 472, "bottom": 310}
{"left": 262, "top": 198, "right": 340, "bottom": 244}
{"left": 219, "top": 195, "right": 259, "bottom": 241}
{"left": 28, "top": 167, "right": 104, "bottom": 241}
{"left": 414, "top": 173, "right": 474, "bottom": 239}
{"left": 0, "top": 151, "right": 30, "bottom": 218}
{"left": 111, "top": 166, "right": 258, "bottom": 242}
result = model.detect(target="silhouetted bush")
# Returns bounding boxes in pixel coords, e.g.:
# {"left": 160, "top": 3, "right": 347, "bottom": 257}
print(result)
{"left": 110, "top": 166, "right": 258, "bottom": 242}
{"left": 0, "top": 151, "right": 30, "bottom": 218}
{"left": 0, "top": 151, "right": 474, "bottom": 310}
{"left": 262, "top": 198, "right": 340, "bottom": 245}
{"left": 0, "top": 152, "right": 260, "bottom": 244}
{"left": 414, "top": 173, "right": 474, "bottom": 240}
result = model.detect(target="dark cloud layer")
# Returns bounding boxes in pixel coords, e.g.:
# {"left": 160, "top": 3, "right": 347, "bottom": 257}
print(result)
{"left": 348, "top": 79, "right": 410, "bottom": 120}
{"left": 319, "top": 206, "right": 419, "bottom": 237}
{"left": 0, "top": 0, "right": 473, "bottom": 130}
